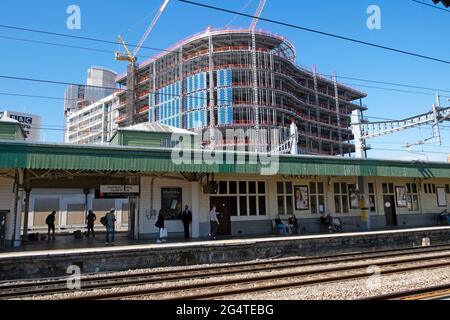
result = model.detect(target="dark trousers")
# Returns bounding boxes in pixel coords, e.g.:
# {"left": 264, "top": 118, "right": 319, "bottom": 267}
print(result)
{"left": 87, "top": 225, "right": 95, "bottom": 238}
{"left": 183, "top": 222, "right": 190, "bottom": 238}
{"left": 105, "top": 226, "right": 115, "bottom": 243}
{"left": 210, "top": 221, "right": 218, "bottom": 238}
{"left": 47, "top": 224, "right": 55, "bottom": 239}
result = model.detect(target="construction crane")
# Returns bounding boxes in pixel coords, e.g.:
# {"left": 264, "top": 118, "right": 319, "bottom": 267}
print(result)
{"left": 249, "top": 0, "right": 267, "bottom": 30}
{"left": 116, "top": 0, "right": 170, "bottom": 64}
{"left": 249, "top": 0, "right": 267, "bottom": 151}
{"left": 351, "top": 94, "right": 450, "bottom": 158}
{"left": 115, "top": 0, "right": 170, "bottom": 126}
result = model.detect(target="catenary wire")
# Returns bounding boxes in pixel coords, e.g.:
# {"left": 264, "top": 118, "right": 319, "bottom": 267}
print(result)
{"left": 177, "top": 0, "right": 450, "bottom": 65}
{"left": 0, "top": 27, "right": 449, "bottom": 94}
{"left": 411, "top": 0, "right": 450, "bottom": 12}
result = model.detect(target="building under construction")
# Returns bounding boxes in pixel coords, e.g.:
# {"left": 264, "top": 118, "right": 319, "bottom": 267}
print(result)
{"left": 115, "top": 27, "right": 368, "bottom": 156}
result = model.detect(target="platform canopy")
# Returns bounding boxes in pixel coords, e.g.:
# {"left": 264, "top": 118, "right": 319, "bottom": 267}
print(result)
{"left": 0, "top": 140, "right": 449, "bottom": 179}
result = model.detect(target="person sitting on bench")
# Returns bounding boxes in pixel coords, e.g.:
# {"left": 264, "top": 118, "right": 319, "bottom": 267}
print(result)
{"left": 288, "top": 214, "right": 299, "bottom": 235}
{"left": 275, "top": 215, "right": 288, "bottom": 235}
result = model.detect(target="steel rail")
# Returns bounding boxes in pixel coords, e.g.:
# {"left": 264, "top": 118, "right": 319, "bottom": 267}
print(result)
{"left": 2, "top": 244, "right": 450, "bottom": 300}
{"left": 364, "top": 283, "right": 450, "bottom": 300}
{"left": 67, "top": 252, "right": 450, "bottom": 300}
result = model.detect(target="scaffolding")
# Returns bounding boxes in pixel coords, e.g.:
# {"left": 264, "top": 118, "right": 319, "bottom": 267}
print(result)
{"left": 115, "top": 28, "right": 367, "bottom": 155}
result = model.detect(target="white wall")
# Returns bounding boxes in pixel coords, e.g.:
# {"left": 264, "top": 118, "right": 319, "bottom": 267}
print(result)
{"left": 0, "top": 177, "right": 16, "bottom": 243}
{"left": 139, "top": 176, "right": 194, "bottom": 237}
{"left": 28, "top": 189, "right": 129, "bottom": 232}
{"left": 138, "top": 174, "right": 450, "bottom": 238}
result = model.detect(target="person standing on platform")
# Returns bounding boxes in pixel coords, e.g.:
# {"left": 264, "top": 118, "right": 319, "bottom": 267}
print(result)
{"left": 45, "top": 211, "right": 57, "bottom": 240}
{"left": 155, "top": 209, "right": 166, "bottom": 243}
{"left": 105, "top": 208, "right": 116, "bottom": 245}
{"left": 209, "top": 206, "right": 220, "bottom": 240}
{"left": 181, "top": 205, "right": 192, "bottom": 239}
{"left": 86, "top": 210, "right": 97, "bottom": 239}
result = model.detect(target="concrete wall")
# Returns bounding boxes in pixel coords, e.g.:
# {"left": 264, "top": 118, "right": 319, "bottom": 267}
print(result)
{"left": 1, "top": 227, "right": 449, "bottom": 281}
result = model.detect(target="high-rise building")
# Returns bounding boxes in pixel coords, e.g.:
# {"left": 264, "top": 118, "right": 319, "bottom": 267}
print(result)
{"left": 64, "top": 84, "right": 84, "bottom": 117}
{"left": 114, "top": 27, "right": 367, "bottom": 156}
{"left": 86, "top": 66, "right": 117, "bottom": 102}
{"left": 64, "top": 67, "right": 117, "bottom": 142}
{"left": 65, "top": 94, "right": 118, "bottom": 144}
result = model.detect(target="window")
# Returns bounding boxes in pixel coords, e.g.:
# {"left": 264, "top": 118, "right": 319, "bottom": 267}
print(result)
{"left": 239, "top": 181, "right": 247, "bottom": 194}
{"left": 406, "top": 183, "right": 419, "bottom": 212}
{"left": 161, "top": 137, "right": 177, "bottom": 148}
{"left": 249, "top": 182, "right": 257, "bottom": 194}
{"left": 249, "top": 196, "right": 257, "bottom": 216}
{"left": 334, "top": 183, "right": 349, "bottom": 214}
{"left": 229, "top": 181, "right": 237, "bottom": 194}
{"left": 277, "top": 182, "right": 293, "bottom": 216}
{"left": 239, "top": 197, "right": 247, "bottom": 216}
{"left": 424, "top": 183, "right": 436, "bottom": 194}
{"left": 219, "top": 181, "right": 228, "bottom": 195}
{"left": 382, "top": 183, "right": 394, "bottom": 195}
{"left": 310, "top": 182, "right": 325, "bottom": 214}
{"left": 218, "top": 181, "right": 266, "bottom": 216}
{"left": 368, "top": 183, "right": 376, "bottom": 212}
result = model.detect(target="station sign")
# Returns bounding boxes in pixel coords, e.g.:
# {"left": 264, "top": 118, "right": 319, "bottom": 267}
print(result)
{"left": 95, "top": 185, "right": 140, "bottom": 199}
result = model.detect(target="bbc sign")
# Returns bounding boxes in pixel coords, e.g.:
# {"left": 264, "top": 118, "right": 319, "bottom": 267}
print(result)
{"left": 2, "top": 111, "right": 41, "bottom": 142}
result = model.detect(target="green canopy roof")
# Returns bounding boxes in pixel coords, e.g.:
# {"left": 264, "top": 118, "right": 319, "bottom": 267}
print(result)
{"left": 0, "top": 141, "right": 449, "bottom": 179}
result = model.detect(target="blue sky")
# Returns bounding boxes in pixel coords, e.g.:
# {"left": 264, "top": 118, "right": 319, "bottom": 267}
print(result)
{"left": 0, "top": 0, "right": 449, "bottom": 161}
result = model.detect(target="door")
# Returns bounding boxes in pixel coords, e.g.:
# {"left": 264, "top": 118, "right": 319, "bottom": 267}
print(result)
{"left": 383, "top": 195, "right": 398, "bottom": 226}
{"left": 210, "top": 197, "right": 236, "bottom": 236}
{"left": 127, "top": 197, "right": 137, "bottom": 239}
{"left": 0, "top": 211, "right": 7, "bottom": 248}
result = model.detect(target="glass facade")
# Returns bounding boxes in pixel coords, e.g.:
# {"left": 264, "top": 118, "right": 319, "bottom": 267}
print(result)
{"left": 149, "top": 70, "right": 233, "bottom": 130}
{"left": 150, "top": 82, "right": 181, "bottom": 128}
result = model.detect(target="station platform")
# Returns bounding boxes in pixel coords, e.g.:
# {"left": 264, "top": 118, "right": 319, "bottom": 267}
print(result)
{"left": 1, "top": 226, "right": 449, "bottom": 281}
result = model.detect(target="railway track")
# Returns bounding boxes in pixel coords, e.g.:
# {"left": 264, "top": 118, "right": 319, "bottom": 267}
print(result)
{"left": 365, "top": 284, "right": 450, "bottom": 300}
{"left": 1, "top": 244, "right": 450, "bottom": 300}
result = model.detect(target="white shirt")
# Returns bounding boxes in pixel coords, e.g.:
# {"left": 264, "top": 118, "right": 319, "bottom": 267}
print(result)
{"left": 210, "top": 209, "right": 219, "bottom": 222}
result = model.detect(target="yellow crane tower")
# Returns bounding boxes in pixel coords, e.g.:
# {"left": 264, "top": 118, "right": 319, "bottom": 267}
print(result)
{"left": 115, "top": 0, "right": 170, "bottom": 126}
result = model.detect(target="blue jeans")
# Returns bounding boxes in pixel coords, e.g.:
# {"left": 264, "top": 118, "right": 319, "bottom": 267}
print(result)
{"left": 105, "top": 226, "right": 115, "bottom": 243}
{"left": 277, "top": 224, "right": 287, "bottom": 235}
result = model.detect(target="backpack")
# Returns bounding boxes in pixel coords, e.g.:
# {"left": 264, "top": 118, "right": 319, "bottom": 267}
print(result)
{"left": 45, "top": 215, "right": 53, "bottom": 225}
{"left": 100, "top": 216, "right": 107, "bottom": 226}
